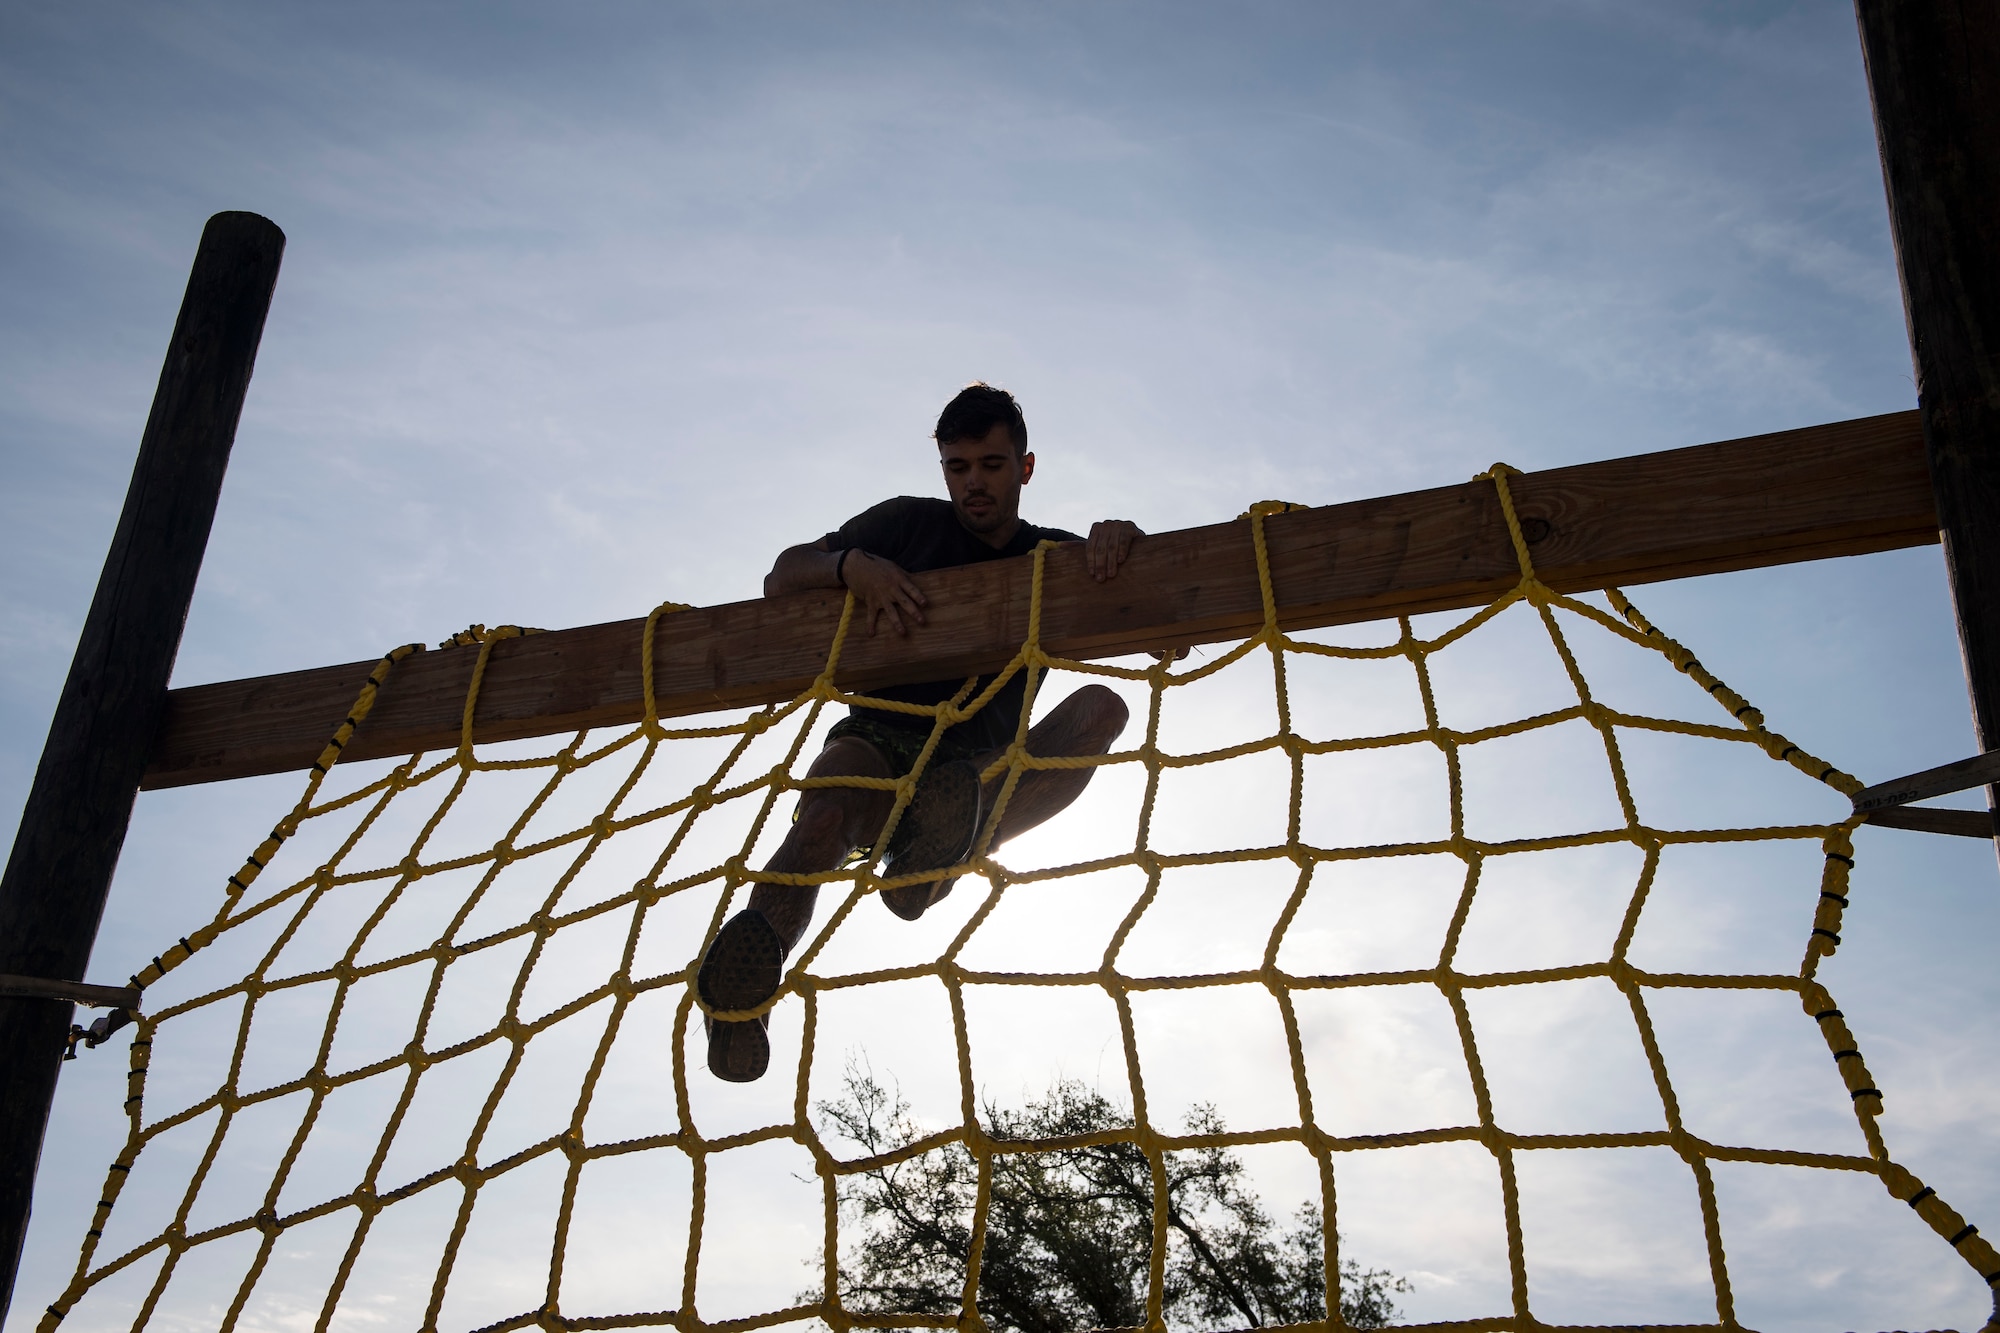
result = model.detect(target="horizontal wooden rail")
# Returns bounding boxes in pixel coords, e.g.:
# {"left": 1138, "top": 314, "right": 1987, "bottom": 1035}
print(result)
{"left": 144, "top": 410, "right": 1935, "bottom": 789}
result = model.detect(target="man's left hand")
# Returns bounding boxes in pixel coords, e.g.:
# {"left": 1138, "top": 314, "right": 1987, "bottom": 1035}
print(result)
{"left": 1086, "top": 519, "right": 1143, "bottom": 582}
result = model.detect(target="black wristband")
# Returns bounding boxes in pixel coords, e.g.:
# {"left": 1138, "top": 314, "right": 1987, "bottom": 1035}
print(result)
{"left": 834, "top": 547, "right": 853, "bottom": 588}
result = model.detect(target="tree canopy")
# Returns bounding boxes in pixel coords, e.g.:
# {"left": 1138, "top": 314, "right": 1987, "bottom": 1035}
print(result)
{"left": 810, "top": 1066, "right": 1407, "bottom": 1330}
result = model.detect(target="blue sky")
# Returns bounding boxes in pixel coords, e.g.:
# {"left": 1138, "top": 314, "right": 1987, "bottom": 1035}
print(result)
{"left": 4, "top": 3, "right": 1997, "bottom": 1330}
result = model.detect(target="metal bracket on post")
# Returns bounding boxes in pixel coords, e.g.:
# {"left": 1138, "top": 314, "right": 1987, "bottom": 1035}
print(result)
{"left": 1853, "top": 751, "right": 2000, "bottom": 839}
{"left": 0, "top": 977, "right": 143, "bottom": 1062}
{"left": 0, "top": 976, "right": 141, "bottom": 1009}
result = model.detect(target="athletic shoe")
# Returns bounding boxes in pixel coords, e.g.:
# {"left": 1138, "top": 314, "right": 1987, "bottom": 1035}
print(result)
{"left": 879, "top": 758, "right": 982, "bottom": 920}
{"left": 696, "top": 908, "right": 783, "bottom": 1082}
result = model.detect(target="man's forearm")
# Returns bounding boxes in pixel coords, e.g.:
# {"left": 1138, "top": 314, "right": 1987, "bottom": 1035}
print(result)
{"left": 764, "top": 543, "right": 845, "bottom": 598}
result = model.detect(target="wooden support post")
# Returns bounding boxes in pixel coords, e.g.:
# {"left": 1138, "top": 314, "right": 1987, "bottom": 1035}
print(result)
{"left": 0, "top": 212, "right": 284, "bottom": 1320}
{"left": 1855, "top": 0, "right": 2000, "bottom": 857}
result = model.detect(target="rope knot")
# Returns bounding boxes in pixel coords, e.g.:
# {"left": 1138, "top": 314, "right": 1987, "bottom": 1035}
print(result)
{"left": 1237, "top": 499, "right": 1310, "bottom": 519}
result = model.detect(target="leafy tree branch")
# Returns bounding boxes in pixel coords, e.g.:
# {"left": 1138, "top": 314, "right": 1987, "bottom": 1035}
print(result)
{"left": 808, "top": 1062, "right": 1408, "bottom": 1331}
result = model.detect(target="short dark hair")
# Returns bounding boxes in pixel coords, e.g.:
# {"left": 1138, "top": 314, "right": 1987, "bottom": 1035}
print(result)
{"left": 934, "top": 383, "right": 1027, "bottom": 455}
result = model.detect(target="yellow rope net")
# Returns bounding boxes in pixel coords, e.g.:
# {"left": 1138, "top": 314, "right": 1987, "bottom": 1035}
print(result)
{"left": 34, "top": 466, "right": 1998, "bottom": 1333}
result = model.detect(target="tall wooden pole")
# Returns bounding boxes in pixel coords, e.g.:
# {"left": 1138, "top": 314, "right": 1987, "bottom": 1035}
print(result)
{"left": 1853, "top": 0, "right": 2000, "bottom": 855}
{"left": 0, "top": 212, "right": 284, "bottom": 1320}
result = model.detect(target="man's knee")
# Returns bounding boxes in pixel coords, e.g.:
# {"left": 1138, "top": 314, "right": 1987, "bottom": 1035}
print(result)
{"left": 791, "top": 792, "right": 850, "bottom": 845}
{"left": 1069, "top": 684, "right": 1129, "bottom": 747}
{"left": 812, "top": 735, "right": 892, "bottom": 777}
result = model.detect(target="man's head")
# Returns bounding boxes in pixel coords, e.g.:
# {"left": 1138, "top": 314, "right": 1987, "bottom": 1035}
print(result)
{"left": 935, "top": 383, "right": 1035, "bottom": 541}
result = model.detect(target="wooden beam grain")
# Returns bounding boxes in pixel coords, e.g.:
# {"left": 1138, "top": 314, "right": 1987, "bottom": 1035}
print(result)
{"left": 143, "top": 410, "right": 1935, "bottom": 790}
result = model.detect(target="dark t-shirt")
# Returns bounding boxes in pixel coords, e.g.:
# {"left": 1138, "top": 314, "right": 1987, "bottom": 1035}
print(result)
{"left": 822, "top": 496, "right": 1083, "bottom": 752}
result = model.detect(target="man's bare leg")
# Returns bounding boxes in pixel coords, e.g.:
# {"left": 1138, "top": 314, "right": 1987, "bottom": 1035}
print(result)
{"left": 978, "top": 683, "right": 1130, "bottom": 843}
{"left": 879, "top": 684, "right": 1129, "bottom": 918}
{"left": 748, "top": 737, "right": 895, "bottom": 950}
{"left": 700, "top": 737, "right": 893, "bottom": 1081}
{"left": 702, "top": 685, "right": 1129, "bottom": 1078}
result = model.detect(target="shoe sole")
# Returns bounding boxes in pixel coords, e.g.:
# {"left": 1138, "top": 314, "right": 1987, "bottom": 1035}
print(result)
{"left": 696, "top": 909, "right": 782, "bottom": 1082}
{"left": 704, "top": 1016, "right": 770, "bottom": 1083}
{"left": 881, "top": 760, "right": 981, "bottom": 920}
{"left": 881, "top": 874, "right": 958, "bottom": 921}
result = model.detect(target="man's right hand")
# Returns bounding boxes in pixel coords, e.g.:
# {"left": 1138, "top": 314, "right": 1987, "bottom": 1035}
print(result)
{"left": 841, "top": 549, "right": 928, "bottom": 637}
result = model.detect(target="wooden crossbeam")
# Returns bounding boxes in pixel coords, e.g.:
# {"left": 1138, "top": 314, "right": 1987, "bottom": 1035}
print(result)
{"left": 143, "top": 410, "right": 1934, "bottom": 789}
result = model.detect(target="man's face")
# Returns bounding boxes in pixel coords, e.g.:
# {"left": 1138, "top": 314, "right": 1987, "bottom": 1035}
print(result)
{"left": 939, "top": 422, "right": 1035, "bottom": 539}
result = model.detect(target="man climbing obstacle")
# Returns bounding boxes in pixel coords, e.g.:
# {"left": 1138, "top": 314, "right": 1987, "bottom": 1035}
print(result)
{"left": 697, "top": 383, "right": 1142, "bottom": 1081}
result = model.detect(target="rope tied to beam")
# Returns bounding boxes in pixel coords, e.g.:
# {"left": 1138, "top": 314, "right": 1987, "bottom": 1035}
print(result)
{"left": 38, "top": 476, "right": 1997, "bottom": 1333}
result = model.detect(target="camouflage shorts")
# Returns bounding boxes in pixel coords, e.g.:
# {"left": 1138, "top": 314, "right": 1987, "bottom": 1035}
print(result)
{"left": 825, "top": 711, "right": 987, "bottom": 778}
